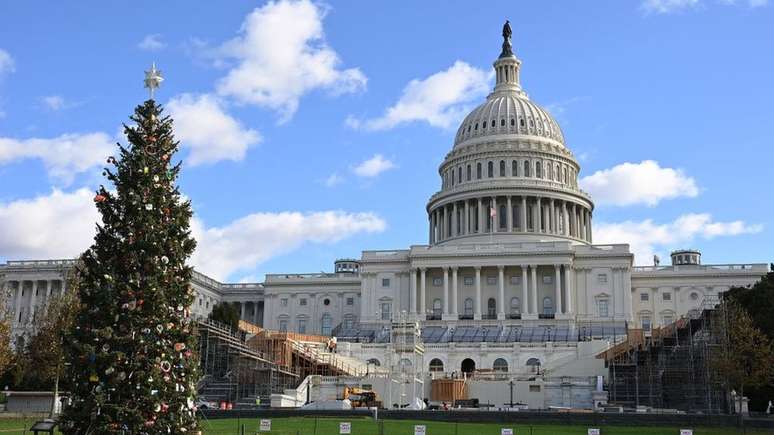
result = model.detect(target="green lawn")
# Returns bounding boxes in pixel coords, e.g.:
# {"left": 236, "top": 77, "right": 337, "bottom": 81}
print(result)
{"left": 1, "top": 416, "right": 769, "bottom": 434}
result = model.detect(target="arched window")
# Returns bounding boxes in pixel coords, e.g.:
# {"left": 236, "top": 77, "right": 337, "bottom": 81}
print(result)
{"left": 520, "top": 118, "right": 525, "bottom": 127}
{"left": 487, "top": 161, "right": 494, "bottom": 178}
{"left": 432, "top": 298, "right": 442, "bottom": 318}
{"left": 548, "top": 164, "right": 553, "bottom": 180}
{"left": 512, "top": 160, "right": 518, "bottom": 176}
{"left": 526, "top": 358, "right": 541, "bottom": 373}
{"left": 458, "top": 167, "right": 462, "bottom": 184}
{"left": 466, "top": 164, "right": 471, "bottom": 181}
{"left": 321, "top": 313, "right": 333, "bottom": 335}
{"left": 491, "top": 120, "right": 495, "bottom": 128}
{"left": 493, "top": 358, "right": 508, "bottom": 373}
{"left": 487, "top": 298, "right": 496, "bottom": 319}
{"left": 563, "top": 167, "right": 568, "bottom": 183}
{"left": 555, "top": 165, "right": 560, "bottom": 181}
{"left": 429, "top": 358, "right": 444, "bottom": 372}
{"left": 524, "top": 161, "right": 531, "bottom": 177}
{"left": 474, "top": 123, "right": 478, "bottom": 130}
{"left": 542, "top": 297, "right": 554, "bottom": 316}
{"left": 450, "top": 171, "right": 454, "bottom": 186}
{"left": 500, "top": 119, "right": 505, "bottom": 127}
{"left": 499, "top": 160, "right": 505, "bottom": 177}
{"left": 510, "top": 297, "right": 521, "bottom": 316}
{"left": 482, "top": 120, "right": 486, "bottom": 129}
{"left": 464, "top": 298, "right": 474, "bottom": 317}
{"left": 367, "top": 358, "right": 381, "bottom": 367}
{"left": 477, "top": 163, "right": 482, "bottom": 179}
{"left": 535, "top": 162, "right": 542, "bottom": 178}
{"left": 510, "top": 118, "right": 515, "bottom": 126}
{"left": 499, "top": 205, "right": 506, "bottom": 228}
{"left": 461, "top": 358, "right": 476, "bottom": 374}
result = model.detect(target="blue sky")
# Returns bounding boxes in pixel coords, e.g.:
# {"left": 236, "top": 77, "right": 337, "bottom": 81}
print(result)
{"left": 0, "top": 0, "right": 772, "bottom": 282}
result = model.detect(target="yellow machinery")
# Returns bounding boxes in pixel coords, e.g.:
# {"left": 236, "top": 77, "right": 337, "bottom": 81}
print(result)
{"left": 342, "top": 386, "right": 382, "bottom": 408}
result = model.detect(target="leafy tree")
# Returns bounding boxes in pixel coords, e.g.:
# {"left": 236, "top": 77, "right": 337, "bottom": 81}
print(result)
{"left": 714, "top": 300, "right": 774, "bottom": 414}
{"left": 208, "top": 302, "right": 240, "bottom": 331}
{"left": 60, "top": 100, "right": 199, "bottom": 433}
{"left": 0, "top": 299, "right": 12, "bottom": 375}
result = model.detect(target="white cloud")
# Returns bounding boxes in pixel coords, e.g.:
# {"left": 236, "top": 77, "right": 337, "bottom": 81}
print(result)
{"left": 594, "top": 213, "right": 762, "bottom": 265}
{"left": 580, "top": 160, "right": 699, "bottom": 207}
{"left": 40, "top": 95, "right": 79, "bottom": 111}
{"left": 138, "top": 34, "right": 166, "bottom": 51}
{"left": 214, "top": 0, "right": 366, "bottom": 122}
{"left": 352, "top": 61, "right": 490, "bottom": 130}
{"left": 167, "top": 93, "right": 261, "bottom": 166}
{"left": 0, "top": 132, "right": 114, "bottom": 185}
{"left": 0, "top": 49, "right": 13, "bottom": 77}
{"left": 352, "top": 154, "right": 395, "bottom": 178}
{"left": 0, "top": 188, "right": 98, "bottom": 260}
{"left": 641, "top": 0, "right": 700, "bottom": 13}
{"left": 324, "top": 172, "right": 344, "bottom": 187}
{"left": 190, "top": 211, "right": 386, "bottom": 279}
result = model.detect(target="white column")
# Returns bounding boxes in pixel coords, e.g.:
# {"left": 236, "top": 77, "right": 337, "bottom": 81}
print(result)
{"left": 506, "top": 196, "right": 513, "bottom": 232}
{"left": 550, "top": 199, "right": 556, "bottom": 234}
{"left": 555, "top": 265, "right": 563, "bottom": 315}
{"left": 497, "top": 266, "right": 505, "bottom": 320}
{"left": 623, "top": 267, "right": 632, "bottom": 322}
{"left": 521, "top": 266, "right": 529, "bottom": 315}
{"left": 452, "top": 202, "right": 458, "bottom": 237}
{"left": 491, "top": 196, "right": 497, "bottom": 232}
{"left": 420, "top": 268, "right": 427, "bottom": 318}
{"left": 464, "top": 200, "right": 470, "bottom": 235}
{"left": 443, "top": 267, "right": 449, "bottom": 316}
{"left": 44, "top": 280, "right": 52, "bottom": 304}
{"left": 521, "top": 196, "right": 527, "bottom": 232}
{"left": 13, "top": 281, "right": 23, "bottom": 327}
{"left": 565, "top": 265, "right": 574, "bottom": 316}
{"left": 474, "top": 267, "right": 482, "bottom": 320}
{"left": 451, "top": 267, "right": 459, "bottom": 318}
{"left": 429, "top": 214, "right": 433, "bottom": 244}
{"left": 477, "top": 198, "right": 483, "bottom": 233}
{"left": 29, "top": 280, "right": 38, "bottom": 323}
{"left": 530, "top": 265, "right": 538, "bottom": 315}
{"left": 587, "top": 211, "right": 593, "bottom": 243}
{"left": 580, "top": 207, "right": 586, "bottom": 241}
{"left": 571, "top": 204, "right": 577, "bottom": 237}
{"left": 409, "top": 269, "right": 417, "bottom": 315}
{"left": 536, "top": 197, "right": 542, "bottom": 232}
{"left": 562, "top": 202, "right": 569, "bottom": 236}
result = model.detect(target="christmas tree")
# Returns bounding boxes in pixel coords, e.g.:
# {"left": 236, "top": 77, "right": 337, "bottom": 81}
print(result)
{"left": 61, "top": 66, "right": 200, "bottom": 433}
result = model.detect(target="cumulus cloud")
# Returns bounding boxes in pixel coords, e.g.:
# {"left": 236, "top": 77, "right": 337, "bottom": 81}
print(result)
{"left": 167, "top": 93, "right": 261, "bottom": 166}
{"left": 352, "top": 154, "right": 395, "bottom": 178}
{"left": 351, "top": 61, "right": 490, "bottom": 130}
{"left": 138, "top": 34, "right": 166, "bottom": 51}
{"left": 594, "top": 213, "right": 762, "bottom": 265}
{"left": 0, "top": 49, "right": 13, "bottom": 77}
{"left": 580, "top": 160, "right": 699, "bottom": 207}
{"left": 214, "top": 0, "right": 366, "bottom": 122}
{"left": 0, "top": 188, "right": 98, "bottom": 260}
{"left": 190, "top": 211, "right": 386, "bottom": 279}
{"left": 0, "top": 132, "right": 114, "bottom": 185}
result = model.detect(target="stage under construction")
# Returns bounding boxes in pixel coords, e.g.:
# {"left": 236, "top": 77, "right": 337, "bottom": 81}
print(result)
{"left": 602, "top": 296, "right": 731, "bottom": 413}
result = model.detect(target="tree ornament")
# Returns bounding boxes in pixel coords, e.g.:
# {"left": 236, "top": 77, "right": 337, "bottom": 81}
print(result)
{"left": 145, "top": 203, "right": 154, "bottom": 211}
{"left": 94, "top": 194, "right": 107, "bottom": 202}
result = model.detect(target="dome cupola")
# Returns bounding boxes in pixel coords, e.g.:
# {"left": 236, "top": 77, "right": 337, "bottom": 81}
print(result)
{"left": 426, "top": 22, "right": 594, "bottom": 246}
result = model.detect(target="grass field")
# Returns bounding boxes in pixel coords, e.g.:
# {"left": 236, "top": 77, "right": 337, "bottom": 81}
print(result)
{"left": 1, "top": 416, "right": 770, "bottom": 434}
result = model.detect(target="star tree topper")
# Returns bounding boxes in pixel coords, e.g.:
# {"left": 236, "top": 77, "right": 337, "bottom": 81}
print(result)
{"left": 144, "top": 62, "right": 164, "bottom": 100}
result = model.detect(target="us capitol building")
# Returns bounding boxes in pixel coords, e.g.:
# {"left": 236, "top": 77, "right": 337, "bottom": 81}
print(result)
{"left": 1, "top": 27, "right": 766, "bottom": 388}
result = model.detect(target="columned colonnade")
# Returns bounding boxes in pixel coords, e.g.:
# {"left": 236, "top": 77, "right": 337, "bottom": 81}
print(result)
{"left": 1, "top": 279, "right": 67, "bottom": 327}
{"left": 408, "top": 264, "right": 574, "bottom": 320}
{"left": 429, "top": 195, "right": 592, "bottom": 244}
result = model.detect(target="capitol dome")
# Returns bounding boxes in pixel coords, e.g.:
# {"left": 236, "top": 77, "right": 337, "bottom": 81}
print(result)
{"left": 426, "top": 23, "right": 593, "bottom": 246}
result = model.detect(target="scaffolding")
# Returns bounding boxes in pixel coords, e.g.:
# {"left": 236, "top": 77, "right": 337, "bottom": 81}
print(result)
{"left": 603, "top": 296, "right": 729, "bottom": 413}
{"left": 196, "top": 319, "right": 298, "bottom": 405}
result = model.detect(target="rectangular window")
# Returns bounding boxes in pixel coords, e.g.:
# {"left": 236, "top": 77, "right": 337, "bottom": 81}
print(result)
{"left": 486, "top": 276, "right": 497, "bottom": 285}
{"left": 279, "top": 320, "right": 288, "bottom": 332}
{"left": 598, "top": 300, "right": 609, "bottom": 318}
{"left": 542, "top": 275, "right": 552, "bottom": 284}
{"left": 382, "top": 278, "right": 390, "bottom": 287}
{"left": 281, "top": 298, "right": 288, "bottom": 307}
{"left": 432, "top": 277, "right": 442, "bottom": 286}
{"left": 510, "top": 276, "right": 521, "bottom": 285}
{"left": 662, "top": 292, "right": 671, "bottom": 301}
{"left": 640, "top": 293, "right": 649, "bottom": 301}
{"left": 381, "top": 303, "right": 391, "bottom": 320}
{"left": 346, "top": 297, "right": 354, "bottom": 306}
{"left": 298, "top": 319, "right": 307, "bottom": 334}
{"left": 642, "top": 316, "right": 651, "bottom": 332}
{"left": 662, "top": 315, "right": 673, "bottom": 325}
{"left": 597, "top": 274, "right": 608, "bottom": 284}
{"left": 299, "top": 298, "right": 307, "bottom": 306}
{"left": 464, "top": 276, "right": 474, "bottom": 286}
